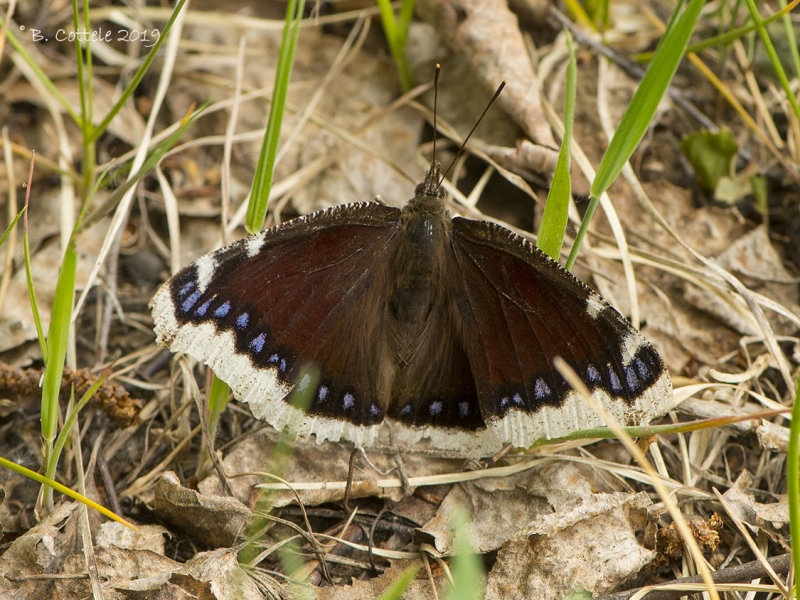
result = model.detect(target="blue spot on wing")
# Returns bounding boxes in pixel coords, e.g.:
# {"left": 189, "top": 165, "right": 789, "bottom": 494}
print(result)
{"left": 635, "top": 357, "right": 649, "bottom": 379}
{"left": 625, "top": 364, "right": 640, "bottom": 391}
{"left": 608, "top": 365, "right": 622, "bottom": 393}
{"left": 249, "top": 333, "right": 266, "bottom": 353}
{"left": 195, "top": 297, "right": 214, "bottom": 316}
{"left": 214, "top": 301, "right": 231, "bottom": 318}
{"left": 181, "top": 290, "right": 202, "bottom": 313}
{"left": 534, "top": 379, "right": 550, "bottom": 400}
{"left": 178, "top": 280, "right": 196, "bottom": 298}
{"left": 235, "top": 312, "right": 249, "bottom": 330}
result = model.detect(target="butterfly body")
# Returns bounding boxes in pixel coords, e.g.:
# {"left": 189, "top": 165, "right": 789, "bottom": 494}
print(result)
{"left": 389, "top": 164, "right": 448, "bottom": 324}
{"left": 151, "top": 164, "right": 673, "bottom": 456}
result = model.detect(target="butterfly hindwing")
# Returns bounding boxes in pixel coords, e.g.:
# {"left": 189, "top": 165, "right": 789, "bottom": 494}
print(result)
{"left": 382, "top": 283, "right": 502, "bottom": 454}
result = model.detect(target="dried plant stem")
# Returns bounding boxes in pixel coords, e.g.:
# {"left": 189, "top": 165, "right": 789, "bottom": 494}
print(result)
{"left": 598, "top": 553, "right": 792, "bottom": 600}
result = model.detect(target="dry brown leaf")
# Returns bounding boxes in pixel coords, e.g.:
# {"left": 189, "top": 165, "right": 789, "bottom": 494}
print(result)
{"left": 94, "top": 521, "right": 169, "bottom": 554}
{"left": 485, "top": 494, "right": 655, "bottom": 600}
{"left": 415, "top": 0, "right": 556, "bottom": 148}
{"left": 723, "top": 470, "right": 790, "bottom": 528}
{"left": 172, "top": 549, "right": 264, "bottom": 600}
{"left": 685, "top": 226, "right": 799, "bottom": 336}
{"left": 154, "top": 471, "right": 252, "bottom": 548}
{"left": 420, "top": 462, "right": 651, "bottom": 557}
{"left": 0, "top": 503, "right": 79, "bottom": 598}
{"left": 4, "top": 78, "right": 146, "bottom": 147}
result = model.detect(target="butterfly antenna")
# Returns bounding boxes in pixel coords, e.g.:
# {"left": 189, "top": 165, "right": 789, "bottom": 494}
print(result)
{"left": 438, "top": 80, "right": 506, "bottom": 189}
{"left": 432, "top": 64, "right": 440, "bottom": 169}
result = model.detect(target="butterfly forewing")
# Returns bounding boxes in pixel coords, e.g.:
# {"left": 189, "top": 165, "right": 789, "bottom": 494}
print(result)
{"left": 152, "top": 203, "right": 405, "bottom": 447}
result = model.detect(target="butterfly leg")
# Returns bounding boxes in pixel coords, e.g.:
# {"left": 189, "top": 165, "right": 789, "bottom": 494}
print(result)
{"left": 342, "top": 447, "right": 360, "bottom": 511}
{"left": 367, "top": 504, "right": 390, "bottom": 573}
{"left": 392, "top": 454, "right": 412, "bottom": 498}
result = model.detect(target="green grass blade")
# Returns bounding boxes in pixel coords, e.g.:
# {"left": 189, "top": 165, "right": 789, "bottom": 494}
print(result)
{"left": 634, "top": 0, "right": 800, "bottom": 62}
{"left": 39, "top": 239, "right": 77, "bottom": 511}
{"left": 537, "top": 32, "right": 576, "bottom": 260}
{"left": 39, "top": 240, "right": 77, "bottom": 442}
{"left": 380, "top": 565, "right": 421, "bottom": 600}
{"left": 0, "top": 455, "right": 138, "bottom": 530}
{"left": 566, "top": 0, "right": 704, "bottom": 270}
{"left": 207, "top": 374, "right": 230, "bottom": 442}
{"left": 47, "top": 370, "right": 109, "bottom": 483}
{"left": 246, "top": 0, "right": 306, "bottom": 233}
{"left": 561, "top": 0, "right": 595, "bottom": 29}
{"left": 590, "top": 0, "right": 703, "bottom": 198}
{"left": 0, "top": 207, "right": 25, "bottom": 249}
{"left": 279, "top": 539, "right": 313, "bottom": 600}
{"left": 72, "top": 0, "right": 96, "bottom": 201}
{"left": 777, "top": 0, "right": 800, "bottom": 79}
{"left": 581, "top": 0, "right": 610, "bottom": 29}
{"left": 72, "top": 0, "right": 92, "bottom": 141}
{"left": 788, "top": 377, "right": 800, "bottom": 593}
{"left": 397, "top": 0, "right": 415, "bottom": 41}
{"left": 377, "top": 0, "right": 414, "bottom": 91}
{"left": 377, "top": 0, "right": 398, "bottom": 43}
{"left": 446, "top": 507, "right": 484, "bottom": 600}
{"left": 743, "top": 0, "right": 800, "bottom": 121}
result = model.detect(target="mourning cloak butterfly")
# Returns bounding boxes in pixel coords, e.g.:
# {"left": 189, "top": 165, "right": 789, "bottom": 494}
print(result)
{"left": 150, "top": 158, "right": 673, "bottom": 456}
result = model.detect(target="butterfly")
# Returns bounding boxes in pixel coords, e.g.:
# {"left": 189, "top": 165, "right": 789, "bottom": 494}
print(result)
{"left": 150, "top": 158, "right": 673, "bottom": 457}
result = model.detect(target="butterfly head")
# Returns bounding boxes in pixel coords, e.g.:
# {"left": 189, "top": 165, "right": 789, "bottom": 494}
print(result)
{"left": 409, "top": 162, "right": 445, "bottom": 214}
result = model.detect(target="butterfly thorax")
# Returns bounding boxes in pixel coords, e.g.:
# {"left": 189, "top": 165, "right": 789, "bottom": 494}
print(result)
{"left": 389, "top": 166, "right": 451, "bottom": 327}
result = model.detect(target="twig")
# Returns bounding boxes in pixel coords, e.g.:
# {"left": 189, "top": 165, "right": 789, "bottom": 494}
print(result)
{"left": 597, "top": 554, "right": 793, "bottom": 600}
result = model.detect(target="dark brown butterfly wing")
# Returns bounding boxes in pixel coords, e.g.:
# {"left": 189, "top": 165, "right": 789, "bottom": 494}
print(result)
{"left": 151, "top": 203, "right": 405, "bottom": 448}
{"left": 448, "top": 217, "right": 672, "bottom": 449}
